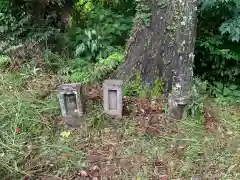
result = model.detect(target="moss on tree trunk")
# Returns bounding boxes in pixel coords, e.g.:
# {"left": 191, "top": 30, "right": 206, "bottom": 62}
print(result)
{"left": 116, "top": 0, "right": 198, "bottom": 119}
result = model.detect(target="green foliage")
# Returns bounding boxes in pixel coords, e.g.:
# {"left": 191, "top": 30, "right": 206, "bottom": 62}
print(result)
{"left": 187, "top": 79, "right": 208, "bottom": 122}
{"left": 149, "top": 79, "right": 164, "bottom": 97}
{"left": 220, "top": 16, "right": 240, "bottom": 42}
{"left": 0, "top": 1, "right": 27, "bottom": 50}
{"left": 43, "top": 50, "right": 73, "bottom": 73}
{"left": 123, "top": 72, "right": 163, "bottom": 98}
{"left": 0, "top": 0, "right": 133, "bottom": 73}
{"left": 195, "top": 35, "right": 240, "bottom": 83}
{"left": 0, "top": 1, "right": 20, "bottom": 35}
{"left": 187, "top": 78, "right": 239, "bottom": 122}
{"left": 66, "top": 5, "right": 133, "bottom": 67}
{"left": 0, "top": 55, "right": 10, "bottom": 68}
{"left": 209, "top": 82, "right": 240, "bottom": 104}
{"left": 134, "top": 0, "right": 152, "bottom": 27}
{"left": 86, "top": 106, "right": 111, "bottom": 129}
{"left": 0, "top": 70, "right": 86, "bottom": 179}
{"left": 123, "top": 72, "right": 142, "bottom": 97}
{"left": 0, "top": 0, "right": 67, "bottom": 54}
{"left": 195, "top": 0, "right": 240, "bottom": 100}
{"left": 1, "top": 0, "right": 240, "bottom": 178}
{"left": 74, "top": 29, "right": 100, "bottom": 63}
{"left": 200, "top": 0, "right": 240, "bottom": 9}
{"left": 69, "top": 52, "right": 124, "bottom": 83}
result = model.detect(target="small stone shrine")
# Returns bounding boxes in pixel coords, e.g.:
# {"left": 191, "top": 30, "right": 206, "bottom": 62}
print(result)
{"left": 103, "top": 79, "right": 123, "bottom": 118}
{"left": 58, "top": 83, "right": 84, "bottom": 127}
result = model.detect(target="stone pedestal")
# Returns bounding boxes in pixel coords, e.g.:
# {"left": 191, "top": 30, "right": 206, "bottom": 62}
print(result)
{"left": 58, "top": 83, "right": 84, "bottom": 126}
{"left": 103, "top": 80, "right": 122, "bottom": 118}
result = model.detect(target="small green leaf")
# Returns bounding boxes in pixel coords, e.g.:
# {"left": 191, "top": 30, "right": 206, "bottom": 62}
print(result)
{"left": 223, "top": 87, "right": 232, "bottom": 96}
{"left": 229, "top": 84, "right": 238, "bottom": 90}
{"left": 60, "top": 131, "right": 71, "bottom": 138}
{"left": 214, "top": 82, "right": 224, "bottom": 90}
{"left": 233, "top": 90, "right": 240, "bottom": 97}
{"left": 0, "top": 55, "right": 10, "bottom": 66}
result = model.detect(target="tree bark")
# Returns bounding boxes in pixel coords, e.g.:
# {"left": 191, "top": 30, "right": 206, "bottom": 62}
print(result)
{"left": 116, "top": 0, "right": 198, "bottom": 119}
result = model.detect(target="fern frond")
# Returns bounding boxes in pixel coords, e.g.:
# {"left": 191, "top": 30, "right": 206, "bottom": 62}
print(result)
{"left": 201, "top": 0, "right": 234, "bottom": 8}
{"left": 220, "top": 15, "right": 240, "bottom": 42}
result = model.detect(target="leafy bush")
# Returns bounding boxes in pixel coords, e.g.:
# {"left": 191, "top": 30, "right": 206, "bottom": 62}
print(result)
{"left": 1, "top": 0, "right": 239, "bottom": 103}
{"left": 69, "top": 52, "right": 124, "bottom": 83}
{"left": 65, "top": 0, "right": 134, "bottom": 68}
{"left": 195, "top": 0, "right": 240, "bottom": 100}
{"left": 209, "top": 82, "right": 240, "bottom": 104}
{"left": 0, "top": 0, "right": 67, "bottom": 54}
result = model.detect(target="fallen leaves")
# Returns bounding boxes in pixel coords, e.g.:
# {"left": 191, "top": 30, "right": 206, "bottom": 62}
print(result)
{"left": 83, "top": 85, "right": 102, "bottom": 102}
{"left": 204, "top": 108, "right": 218, "bottom": 132}
{"left": 61, "top": 153, "right": 73, "bottom": 159}
{"left": 159, "top": 175, "right": 169, "bottom": 180}
{"left": 50, "top": 85, "right": 235, "bottom": 179}
{"left": 77, "top": 166, "right": 101, "bottom": 180}
{"left": 78, "top": 170, "right": 89, "bottom": 177}
{"left": 124, "top": 98, "right": 165, "bottom": 117}
{"left": 92, "top": 165, "right": 100, "bottom": 171}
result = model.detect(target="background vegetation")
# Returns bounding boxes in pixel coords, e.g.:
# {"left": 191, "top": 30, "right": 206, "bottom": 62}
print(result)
{"left": 1, "top": 0, "right": 239, "bottom": 101}
{"left": 195, "top": 0, "right": 240, "bottom": 103}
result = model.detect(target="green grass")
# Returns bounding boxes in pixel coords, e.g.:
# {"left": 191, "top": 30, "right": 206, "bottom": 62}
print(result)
{"left": 0, "top": 69, "right": 85, "bottom": 179}
{"left": 0, "top": 68, "right": 240, "bottom": 179}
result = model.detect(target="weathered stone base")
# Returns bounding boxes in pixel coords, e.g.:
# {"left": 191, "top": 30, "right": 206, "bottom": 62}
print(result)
{"left": 168, "top": 95, "right": 189, "bottom": 120}
{"left": 103, "top": 80, "right": 123, "bottom": 118}
{"left": 58, "top": 83, "right": 84, "bottom": 127}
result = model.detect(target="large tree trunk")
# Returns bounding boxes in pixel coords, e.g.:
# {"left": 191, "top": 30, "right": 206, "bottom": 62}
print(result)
{"left": 116, "top": 0, "right": 198, "bottom": 119}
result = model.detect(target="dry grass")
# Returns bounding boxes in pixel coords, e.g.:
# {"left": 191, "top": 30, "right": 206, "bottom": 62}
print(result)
{"left": 1, "top": 68, "right": 240, "bottom": 180}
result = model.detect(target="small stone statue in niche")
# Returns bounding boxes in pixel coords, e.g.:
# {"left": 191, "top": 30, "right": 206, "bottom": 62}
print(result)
{"left": 58, "top": 83, "right": 84, "bottom": 128}
{"left": 64, "top": 94, "right": 78, "bottom": 117}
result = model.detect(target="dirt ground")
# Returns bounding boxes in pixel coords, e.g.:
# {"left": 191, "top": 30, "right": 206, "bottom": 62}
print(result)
{"left": 1, "top": 71, "right": 240, "bottom": 180}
